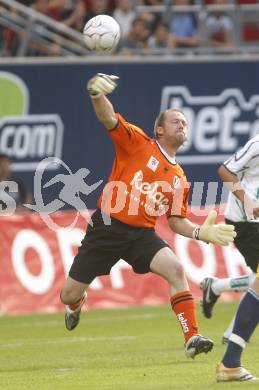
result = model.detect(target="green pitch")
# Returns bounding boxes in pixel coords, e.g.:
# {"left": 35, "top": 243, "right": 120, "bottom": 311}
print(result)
{"left": 0, "top": 303, "right": 258, "bottom": 390}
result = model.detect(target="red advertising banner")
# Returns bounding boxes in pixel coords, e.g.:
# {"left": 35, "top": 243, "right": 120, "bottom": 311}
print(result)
{"left": 0, "top": 209, "right": 249, "bottom": 314}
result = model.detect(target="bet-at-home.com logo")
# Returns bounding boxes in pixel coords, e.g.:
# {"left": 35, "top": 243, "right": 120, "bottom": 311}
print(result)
{"left": 161, "top": 86, "right": 259, "bottom": 164}
{"left": 0, "top": 71, "right": 63, "bottom": 171}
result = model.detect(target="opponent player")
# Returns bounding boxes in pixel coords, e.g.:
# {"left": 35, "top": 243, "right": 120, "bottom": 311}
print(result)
{"left": 201, "top": 135, "right": 259, "bottom": 343}
{"left": 216, "top": 271, "right": 259, "bottom": 382}
{"left": 60, "top": 73, "right": 236, "bottom": 359}
{"left": 198, "top": 135, "right": 259, "bottom": 380}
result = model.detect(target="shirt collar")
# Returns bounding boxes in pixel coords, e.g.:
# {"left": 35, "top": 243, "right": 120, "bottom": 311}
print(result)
{"left": 156, "top": 141, "right": 176, "bottom": 165}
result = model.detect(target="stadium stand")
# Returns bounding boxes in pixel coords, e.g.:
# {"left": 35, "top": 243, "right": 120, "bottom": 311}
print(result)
{"left": 0, "top": 0, "right": 259, "bottom": 56}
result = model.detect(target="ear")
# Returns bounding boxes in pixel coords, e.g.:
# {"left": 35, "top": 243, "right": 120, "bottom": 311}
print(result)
{"left": 156, "top": 126, "right": 164, "bottom": 138}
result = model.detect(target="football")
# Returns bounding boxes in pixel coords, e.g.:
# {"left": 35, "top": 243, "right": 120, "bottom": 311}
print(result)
{"left": 83, "top": 15, "right": 120, "bottom": 52}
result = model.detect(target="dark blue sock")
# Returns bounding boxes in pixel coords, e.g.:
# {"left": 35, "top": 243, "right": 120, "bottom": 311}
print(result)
{"left": 222, "top": 289, "right": 259, "bottom": 368}
{"left": 222, "top": 341, "right": 242, "bottom": 368}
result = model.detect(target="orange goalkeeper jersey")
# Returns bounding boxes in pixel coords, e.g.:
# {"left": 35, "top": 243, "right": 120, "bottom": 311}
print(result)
{"left": 97, "top": 113, "right": 189, "bottom": 228}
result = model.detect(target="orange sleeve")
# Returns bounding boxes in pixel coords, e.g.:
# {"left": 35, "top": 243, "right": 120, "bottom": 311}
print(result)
{"left": 108, "top": 113, "right": 150, "bottom": 154}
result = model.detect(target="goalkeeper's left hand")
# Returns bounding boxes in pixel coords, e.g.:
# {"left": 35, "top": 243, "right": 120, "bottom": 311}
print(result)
{"left": 196, "top": 210, "right": 236, "bottom": 246}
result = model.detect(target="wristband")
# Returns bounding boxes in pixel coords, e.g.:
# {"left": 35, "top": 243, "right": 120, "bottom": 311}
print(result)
{"left": 192, "top": 227, "right": 200, "bottom": 240}
{"left": 88, "top": 88, "right": 101, "bottom": 98}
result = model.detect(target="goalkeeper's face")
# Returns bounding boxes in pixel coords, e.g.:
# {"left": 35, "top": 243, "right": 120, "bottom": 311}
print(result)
{"left": 158, "top": 110, "right": 188, "bottom": 148}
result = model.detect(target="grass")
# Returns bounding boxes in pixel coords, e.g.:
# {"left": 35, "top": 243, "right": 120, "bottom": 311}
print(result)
{"left": 0, "top": 303, "right": 258, "bottom": 390}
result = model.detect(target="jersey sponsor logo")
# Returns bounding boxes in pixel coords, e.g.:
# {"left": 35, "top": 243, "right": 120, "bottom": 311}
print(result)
{"left": 147, "top": 155, "right": 159, "bottom": 172}
{"left": 130, "top": 170, "right": 170, "bottom": 206}
{"left": 0, "top": 72, "right": 63, "bottom": 171}
{"left": 160, "top": 86, "right": 259, "bottom": 164}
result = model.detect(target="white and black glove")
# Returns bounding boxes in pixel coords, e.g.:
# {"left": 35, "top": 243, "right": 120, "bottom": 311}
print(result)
{"left": 87, "top": 73, "right": 119, "bottom": 98}
{"left": 193, "top": 210, "right": 236, "bottom": 246}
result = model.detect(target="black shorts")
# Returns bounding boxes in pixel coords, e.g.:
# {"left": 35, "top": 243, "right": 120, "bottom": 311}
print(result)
{"left": 69, "top": 209, "right": 168, "bottom": 284}
{"left": 226, "top": 219, "right": 259, "bottom": 273}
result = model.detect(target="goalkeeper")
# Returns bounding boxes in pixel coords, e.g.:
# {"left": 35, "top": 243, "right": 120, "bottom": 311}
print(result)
{"left": 60, "top": 73, "right": 236, "bottom": 359}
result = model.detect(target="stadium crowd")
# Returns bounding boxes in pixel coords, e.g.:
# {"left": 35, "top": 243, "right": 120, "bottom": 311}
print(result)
{"left": 1, "top": 0, "right": 253, "bottom": 57}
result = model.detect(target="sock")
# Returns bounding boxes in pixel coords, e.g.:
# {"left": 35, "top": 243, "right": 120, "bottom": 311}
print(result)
{"left": 223, "top": 292, "right": 246, "bottom": 339}
{"left": 68, "top": 293, "right": 85, "bottom": 311}
{"left": 212, "top": 274, "right": 255, "bottom": 295}
{"left": 170, "top": 291, "right": 198, "bottom": 343}
{"left": 222, "top": 288, "right": 259, "bottom": 368}
{"left": 223, "top": 315, "right": 235, "bottom": 340}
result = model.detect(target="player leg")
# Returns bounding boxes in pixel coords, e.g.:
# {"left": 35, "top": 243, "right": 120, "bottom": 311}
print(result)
{"left": 149, "top": 247, "right": 214, "bottom": 358}
{"left": 200, "top": 273, "right": 255, "bottom": 319}
{"left": 222, "top": 289, "right": 253, "bottom": 344}
{"left": 123, "top": 229, "right": 213, "bottom": 359}
{"left": 221, "top": 222, "right": 259, "bottom": 342}
{"left": 201, "top": 220, "right": 258, "bottom": 331}
{"left": 216, "top": 264, "right": 259, "bottom": 382}
{"left": 60, "top": 276, "right": 89, "bottom": 331}
{"left": 60, "top": 209, "right": 123, "bottom": 331}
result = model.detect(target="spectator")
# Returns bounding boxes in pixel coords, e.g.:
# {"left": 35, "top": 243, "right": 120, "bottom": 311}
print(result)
{"left": 148, "top": 21, "right": 175, "bottom": 50}
{"left": 0, "top": 154, "right": 32, "bottom": 214}
{"left": 206, "top": 0, "right": 234, "bottom": 48}
{"left": 2, "top": 29, "right": 18, "bottom": 57}
{"left": 2, "top": 0, "right": 64, "bottom": 56}
{"left": 49, "top": 0, "right": 87, "bottom": 31}
{"left": 139, "top": 0, "right": 167, "bottom": 33}
{"left": 84, "top": 0, "right": 115, "bottom": 13}
{"left": 25, "top": 0, "right": 62, "bottom": 56}
{"left": 113, "top": 0, "right": 136, "bottom": 38}
{"left": 17, "top": 0, "right": 34, "bottom": 4}
{"left": 169, "top": 0, "right": 200, "bottom": 48}
{"left": 120, "top": 17, "right": 151, "bottom": 53}
{"left": 1, "top": 1, "right": 25, "bottom": 56}
{"left": 84, "top": 0, "right": 110, "bottom": 23}
{"left": 141, "top": 0, "right": 165, "bottom": 4}
{"left": 138, "top": 11, "right": 160, "bottom": 33}
{"left": 0, "top": 26, "right": 4, "bottom": 55}
{"left": 31, "top": 0, "right": 52, "bottom": 15}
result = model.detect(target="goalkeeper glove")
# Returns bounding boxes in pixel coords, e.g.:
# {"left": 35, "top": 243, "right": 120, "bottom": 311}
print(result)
{"left": 87, "top": 73, "right": 119, "bottom": 98}
{"left": 193, "top": 210, "right": 236, "bottom": 246}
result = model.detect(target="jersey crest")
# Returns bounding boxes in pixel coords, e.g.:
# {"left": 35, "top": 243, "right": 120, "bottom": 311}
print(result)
{"left": 146, "top": 156, "right": 159, "bottom": 172}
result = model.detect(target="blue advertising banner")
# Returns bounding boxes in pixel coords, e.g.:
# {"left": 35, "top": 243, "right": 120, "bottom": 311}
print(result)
{"left": 0, "top": 59, "right": 258, "bottom": 209}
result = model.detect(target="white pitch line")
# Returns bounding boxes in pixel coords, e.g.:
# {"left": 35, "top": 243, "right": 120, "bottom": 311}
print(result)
{"left": 55, "top": 368, "right": 76, "bottom": 372}
{"left": 0, "top": 335, "right": 138, "bottom": 349}
{"left": 0, "top": 312, "right": 168, "bottom": 329}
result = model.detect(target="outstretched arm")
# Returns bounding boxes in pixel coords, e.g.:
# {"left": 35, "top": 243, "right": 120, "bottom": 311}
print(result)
{"left": 168, "top": 216, "right": 195, "bottom": 239}
{"left": 87, "top": 73, "right": 119, "bottom": 130}
{"left": 168, "top": 210, "right": 236, "bottom": 246}
{"left": 90, "top": 95, "right": 117, "bottom": 130}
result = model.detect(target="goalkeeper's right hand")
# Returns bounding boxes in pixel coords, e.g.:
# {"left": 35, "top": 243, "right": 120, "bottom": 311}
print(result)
{"left": 87, "top": 73, "right": 119, "bottom": 98}
{"left": 195, "top": 210, "right": 236, "bottom": 246}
